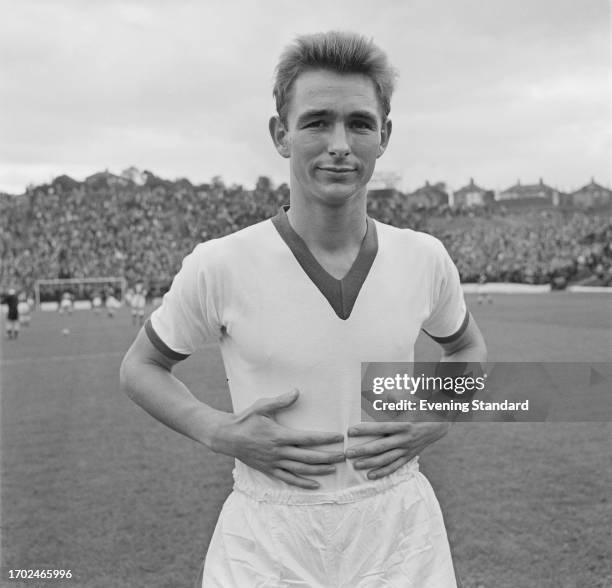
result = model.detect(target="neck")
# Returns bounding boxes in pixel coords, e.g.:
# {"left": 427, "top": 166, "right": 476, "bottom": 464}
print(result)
{"left": 286, "top": 190, "right": 368, "bottom": 253}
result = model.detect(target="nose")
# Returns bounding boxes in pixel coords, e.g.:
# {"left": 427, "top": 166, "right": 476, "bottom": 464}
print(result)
{"left": 328, "top": 122, "right": 350, "bottom": 157}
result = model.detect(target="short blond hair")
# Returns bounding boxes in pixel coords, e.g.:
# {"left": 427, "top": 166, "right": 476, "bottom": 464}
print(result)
{"left": 273, "top": 31, "right": 397, "bottom": 124}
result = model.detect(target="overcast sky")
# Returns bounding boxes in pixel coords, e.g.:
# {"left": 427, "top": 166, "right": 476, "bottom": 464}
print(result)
{"left": 1, "top": 0, "right": 610, "bottom": 195}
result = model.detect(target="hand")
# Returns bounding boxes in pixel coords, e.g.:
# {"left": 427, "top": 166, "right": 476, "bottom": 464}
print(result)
{"left": 213, "top": 389, "right": 346, "bottom": 490}
{"left": 345, "top": 421, "right": 451, "bottom": 480}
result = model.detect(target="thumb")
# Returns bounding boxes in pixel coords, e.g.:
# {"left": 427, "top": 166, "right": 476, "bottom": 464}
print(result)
{"left": 254, "top": 388, "right": 300, "bottom": 416}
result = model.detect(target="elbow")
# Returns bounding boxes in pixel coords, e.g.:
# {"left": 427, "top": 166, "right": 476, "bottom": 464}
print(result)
{"left": 119, "top": 353, "right": 136, "bottom": 401}
{"left": 474, "top": 336, "right": 488, "bottom": 364}
{"left": 469, "top": 334, "right": 487, "bottom": 365}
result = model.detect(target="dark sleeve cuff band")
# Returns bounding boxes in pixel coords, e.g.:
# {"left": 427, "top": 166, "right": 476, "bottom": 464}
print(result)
{"left": 145, "top": 318, "right": 190, "bottom": 361}
{"left": 423, "top": 308, "right": 470, "bottom": 344}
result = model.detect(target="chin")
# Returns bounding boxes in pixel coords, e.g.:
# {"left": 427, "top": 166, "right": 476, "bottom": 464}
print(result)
{"left": 315, "top": 182, "right": 364, "bottom": 204}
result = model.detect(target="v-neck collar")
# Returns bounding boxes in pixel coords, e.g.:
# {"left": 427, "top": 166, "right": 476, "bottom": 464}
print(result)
{"left": 271, "top": 205, "right": 378, "bottom": 320}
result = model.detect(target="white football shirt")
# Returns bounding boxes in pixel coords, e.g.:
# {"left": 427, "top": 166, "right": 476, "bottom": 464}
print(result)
{"left": 147, "top": 207, "right": 467, "bottom": 492}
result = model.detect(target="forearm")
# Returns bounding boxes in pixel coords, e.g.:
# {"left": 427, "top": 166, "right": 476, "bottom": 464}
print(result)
{"left": 120, "top": 357, "right": 230, "bottom": 450}
{"left": 434, "top": 320, "right": 488, "bottom": 420}
{"left": 440, "top": 340, "right": 487, "bottom": 364}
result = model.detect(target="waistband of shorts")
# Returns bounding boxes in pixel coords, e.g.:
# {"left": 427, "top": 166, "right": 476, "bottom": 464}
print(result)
{"left": 232, "top": 458, "right": 420, "bottom": 505}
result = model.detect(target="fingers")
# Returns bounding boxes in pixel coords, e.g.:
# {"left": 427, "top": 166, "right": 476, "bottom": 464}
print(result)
{"left": 252, "top": 389, "right": 300, "bottom": 416}
{"left": 367, "top": 455, "right": 412, "bottom": 480}
{"left": 345, "top": 434, "right": 406, "bottom": 459}
{"left": 235, "top": 389, "right": 300, "bottom": 423}
{"left": 272, "top": 468, "right": 321, "bottom": 490}
{"left": 275, "top": 459, "right": 338, "bottom": 476}
{"left": 352, "top": 448, "right": 405, "bottom": 470}
{"left": 348, "top": 422, "right": 413, "bottom": 436}
{"left": 279, "top": 446, "right": 346, "bottom": 465}
{"left": 281, "top": 429, "right": 345, "bottom": 447}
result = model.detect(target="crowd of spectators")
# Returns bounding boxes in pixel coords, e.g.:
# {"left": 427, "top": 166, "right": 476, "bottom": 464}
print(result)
{"left": 1, "top": 173, "right": 610, "bottom": 301}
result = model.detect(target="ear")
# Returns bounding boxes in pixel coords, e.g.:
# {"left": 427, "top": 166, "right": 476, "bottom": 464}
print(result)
{"left": 269, "top": 115, "right": 291, "bottom": 159}
{"left": 377, "top": 118, "right": 392, "bottom": 158}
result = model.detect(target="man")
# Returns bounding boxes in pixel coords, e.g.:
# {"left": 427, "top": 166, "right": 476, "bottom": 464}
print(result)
{"left": 104, "top": 285, "right": 120, "bottom": 318}
{"left": 477, "top": 268, "right": 493, "bottom": 305}
{"left": 58, "top": 290, "right": 74, "bottom": 315}
{"left": 2, "top": 288, "right": 20, "bottom": 339}
{"left": 128, "top": 280, "right": 148, "bottom": 326}
{"left": 121, "top": 31, "right": 486, "bottom": 587}
{"left": 91, "top": 289, "right": 103, "bottom": 314}
{"left": 18, "top": 291, "right": 32, "bottom": 326}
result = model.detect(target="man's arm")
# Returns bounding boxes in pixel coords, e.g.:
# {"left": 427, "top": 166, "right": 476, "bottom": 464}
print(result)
{"left": 437, "top": 312, "right": 487, "bottom": 363}
{"left": 120, "top": 328, "right": 346, "bottom": 489}
{"left": 346, "top": 313, "right": 487, "bottom": 479}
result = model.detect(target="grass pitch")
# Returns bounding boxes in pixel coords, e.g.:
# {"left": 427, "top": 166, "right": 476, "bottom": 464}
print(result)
{"left": 1, "top": 293, "right": 611, "bottom": 588}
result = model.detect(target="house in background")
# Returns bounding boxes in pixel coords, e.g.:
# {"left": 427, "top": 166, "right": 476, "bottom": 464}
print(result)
{"left": 85, "top": 170, "right": 129, "bottom": 189}
{"left": 569, "top": 178, "right": 612, "bottom": 208}
{"left": 498, "top": 178, "right": 560, "bottom": 205}
{"left": 367, "top": 171, "right": 402, "bottom": 212}
{"left": 52, "top": 174, "right": 80, "bottom": 193}
{"left": 121, "top": 166, "right": 147, "bottom": 186}
{"left": 452, "top": 178, "right": 494, "bottom": 207}
{"left": 407, "top": 181, "right": 449, "bottom": 208}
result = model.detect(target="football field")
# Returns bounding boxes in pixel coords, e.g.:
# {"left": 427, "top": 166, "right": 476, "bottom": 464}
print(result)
{"left": 1, "top": 293, "right": 611, "bottom": 588}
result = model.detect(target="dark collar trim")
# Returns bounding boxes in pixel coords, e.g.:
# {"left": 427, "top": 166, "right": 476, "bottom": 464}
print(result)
{"left": 271, "top": 205, "right": 378, "bottom": 320}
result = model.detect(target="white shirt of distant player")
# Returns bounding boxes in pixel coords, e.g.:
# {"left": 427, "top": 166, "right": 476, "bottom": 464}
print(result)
{"left": 106, "top": 293, "right": 121, "bottom": 309}
{"left": 130, "top": 286, "right": 147, "bottom": 310}
{"left": 149, "top": 215, "right": 466, "bottom": 492}
{"left": 60, "top": 292, "right": 73, "bottom": 310}
{"left": 17, "top": 300, "right": 31, "bottom": 314}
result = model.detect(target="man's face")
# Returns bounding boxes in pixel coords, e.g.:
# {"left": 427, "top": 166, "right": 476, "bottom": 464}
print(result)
{"left": 270, "top": 69, "right": 392, "bottom": 206}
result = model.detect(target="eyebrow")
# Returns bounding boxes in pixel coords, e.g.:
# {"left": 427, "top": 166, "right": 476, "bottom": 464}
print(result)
{"left": 296, "top": 109, "right": 379, "bottom": 125}
{"left": 296, "top": 109, "right": 332, "bottom": 124}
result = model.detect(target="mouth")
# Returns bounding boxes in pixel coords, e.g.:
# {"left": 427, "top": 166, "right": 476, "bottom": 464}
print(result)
{"left": 318, "top": 167, "right": 356, "bottom": 173}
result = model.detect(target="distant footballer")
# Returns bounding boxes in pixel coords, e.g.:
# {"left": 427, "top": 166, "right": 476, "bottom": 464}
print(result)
{"left": 2, "top": 288, "right": 20, "bottom": 340}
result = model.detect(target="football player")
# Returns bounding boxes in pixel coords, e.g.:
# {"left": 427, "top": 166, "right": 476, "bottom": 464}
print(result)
{"left": 121, "top": 31, "right": 486, "bottom": 587}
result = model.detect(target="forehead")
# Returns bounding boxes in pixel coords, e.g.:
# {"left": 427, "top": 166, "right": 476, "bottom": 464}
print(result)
{"left": 287, "top": 69, "right": 381, "bottom": 121}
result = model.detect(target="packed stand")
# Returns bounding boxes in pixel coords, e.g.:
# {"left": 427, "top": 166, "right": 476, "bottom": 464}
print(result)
{"left": 0, "top": 174, "right": 610, "bottom": 300}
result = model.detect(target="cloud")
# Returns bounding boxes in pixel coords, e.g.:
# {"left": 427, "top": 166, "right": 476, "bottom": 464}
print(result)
{"left": 0, "top": 0, "right": 609, "bottom": 193}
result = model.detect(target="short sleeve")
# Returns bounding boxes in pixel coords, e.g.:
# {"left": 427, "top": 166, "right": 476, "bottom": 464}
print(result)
{"left": 421, "top": 239, "right": 468, "bottom": 342}
{"left": 147, "top": 243, "right": 221, "bottom": 359}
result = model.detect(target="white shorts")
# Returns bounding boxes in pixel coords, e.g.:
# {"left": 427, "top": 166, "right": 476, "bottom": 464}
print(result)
{"left": 198, "top": 460, "right": 457, "bottom": 587}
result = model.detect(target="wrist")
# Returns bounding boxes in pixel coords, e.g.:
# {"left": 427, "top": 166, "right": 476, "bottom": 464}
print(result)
{"left": 205, "top": 410, "right": 235, "bottom": 455}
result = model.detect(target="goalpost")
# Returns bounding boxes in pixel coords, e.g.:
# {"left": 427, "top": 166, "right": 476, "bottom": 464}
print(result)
{"left": 34, "top": 277, "right": 127, "bottom": 309}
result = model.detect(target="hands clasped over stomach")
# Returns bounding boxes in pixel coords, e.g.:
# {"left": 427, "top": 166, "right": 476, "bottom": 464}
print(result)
{"left": 216, "top": 389, "right": 450, "bottom": 489}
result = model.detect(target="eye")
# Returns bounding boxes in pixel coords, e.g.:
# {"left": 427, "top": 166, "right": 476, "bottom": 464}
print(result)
{"left": 304, "top": 120, "right": 327, "bottom": 129}
{"left": 351, "top": 120, "right": 375, "bottom": 130}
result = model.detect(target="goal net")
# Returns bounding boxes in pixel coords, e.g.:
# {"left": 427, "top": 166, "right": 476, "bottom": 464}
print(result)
{"left": 34, "top": 277, "right": 127, "bottom": 309}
